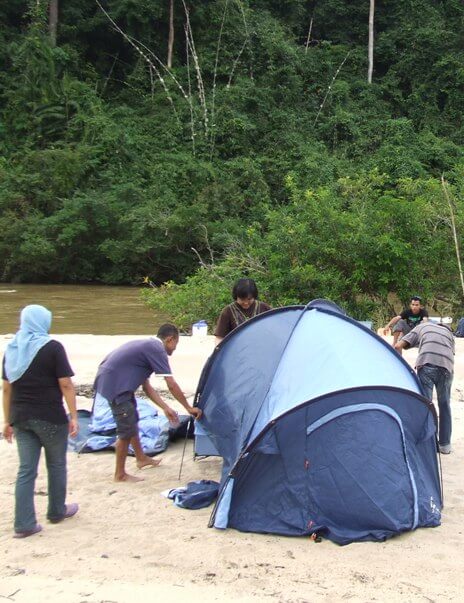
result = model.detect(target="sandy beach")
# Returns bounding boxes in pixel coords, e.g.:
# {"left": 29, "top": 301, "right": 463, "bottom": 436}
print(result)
{"left": 1, "top": 333, "right": 464, "bottom": 602}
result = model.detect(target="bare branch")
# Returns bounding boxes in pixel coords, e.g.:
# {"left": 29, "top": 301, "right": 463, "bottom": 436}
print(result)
{"left": 95, "top": 0, "right": 179, "bottom": 119}
{"left": 200, "top": 224, "right": 215, "bottom": 265}
{"left": 227, "top": 39, "right": 248, "bottom": 89}
{"left": 234, "top": 0, "right": 254, "bottom": 80}
{"left": 305, "top": 17, "right": 313, "bottom": 53}
{"left": 182, "top": 0, "right": 208, "bottom": 134}
{"left": 313, "top": 50, "right": 351, "bottom": 127}
{"left": 134, "top": 37, "right": 190, "bottom": 102}
{"left": 441, "top": 175, "right": 464, "bottom": 300}
{"left": 185, "top": 25, "right": 196, "bottom": 155}
{"left": 191, "top": 246, "right": 211, "bottom": 270}
{"left": 210, "top": 0, "right": 229, "bottom": 157}
{"left": 190, "top": 224, "right": 216, "bottom": 268}
{"left": 146, "top": 63, "right": 154, "bottom": 98}
{"left": 99, "top": 52, "right": 119, "bottom": 97}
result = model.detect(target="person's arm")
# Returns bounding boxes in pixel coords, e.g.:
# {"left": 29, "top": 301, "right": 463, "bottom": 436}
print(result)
{"left": 142, "top": 379, "right": 181, "bottom": 425}
{"left": 164, "top": 376, "right": 202, "bottom": 419}
{"left": 2, "top": 379, "right": 13, "bottom": 443}
{"left": 215, "top": 336, "right": 224, "bottom": 346}
{"left": 58, "top": 377, "right": 78, "bottom": 437}
{"left": 394, "top": 339, "right": 410, "bottom": 352}
{"left": 383, "top": 315, "right": 401, "bottom": 335}
{"left": 395, "top": 330, "right": 417, "bottom": 353}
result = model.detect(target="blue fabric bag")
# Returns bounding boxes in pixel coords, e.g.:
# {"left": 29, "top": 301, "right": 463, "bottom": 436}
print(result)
{"left": 167, "top": 480, "right": 220, "bottom": 509}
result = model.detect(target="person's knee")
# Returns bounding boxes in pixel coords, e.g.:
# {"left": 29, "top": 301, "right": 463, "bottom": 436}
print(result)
{"left": 46, "top": 459, "right": 67, "bottom": 471}
{"left": 116, "top": 436, "right": 131, "bottom": 444}
{"left": 17, "top": 465, "right": 38, "bottom": 480}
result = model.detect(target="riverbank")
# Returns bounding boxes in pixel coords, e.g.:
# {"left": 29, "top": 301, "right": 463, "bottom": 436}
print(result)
{"left": 1, "top": 334, "right": 464, "bottom": 602}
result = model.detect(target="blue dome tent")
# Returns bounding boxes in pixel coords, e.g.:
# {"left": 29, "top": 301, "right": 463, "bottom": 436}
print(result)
{"left": 195, "top": 300, "right": 442, "bottom": 545}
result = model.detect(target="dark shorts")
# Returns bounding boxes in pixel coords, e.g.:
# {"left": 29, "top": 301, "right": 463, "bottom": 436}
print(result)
{"left": 109, "top": 392, "right": 139, "bottom": 440}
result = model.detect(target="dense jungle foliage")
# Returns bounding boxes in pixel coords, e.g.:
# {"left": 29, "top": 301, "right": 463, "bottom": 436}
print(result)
{"left": 1, "top": 1, "right": 464, "bottom": 327}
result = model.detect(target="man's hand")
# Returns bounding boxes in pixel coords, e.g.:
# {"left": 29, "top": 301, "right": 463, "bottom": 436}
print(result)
{"left": 164, "top": 406, "right": 180, "bottom": 426}
{"left": 188, "top": 407, "right": 202, "bottom": 420}
{"left": 2, "top": 424, "right": 13, "bottom": 443}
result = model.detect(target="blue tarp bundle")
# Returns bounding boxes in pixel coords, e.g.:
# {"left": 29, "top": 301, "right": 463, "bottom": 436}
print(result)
{"left": 195, "top": 300, "right": 442, "bottom": 545}
{"left": 69, "top": 394, "right": 192, "bottom": 455}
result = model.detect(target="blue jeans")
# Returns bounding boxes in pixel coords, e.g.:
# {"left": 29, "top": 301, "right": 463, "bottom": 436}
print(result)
{"left": 13, "top": 419, "right": 68, "bottom": 532}
{"left": 417, "top": 365, "right": 453, "bottom": 446}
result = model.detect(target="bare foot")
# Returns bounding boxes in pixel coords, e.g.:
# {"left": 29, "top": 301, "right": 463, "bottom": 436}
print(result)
{"left": 136, "top": 456, "right": 162, "bottom": 470}
{"left": 114, "top": 473, "right": 144, "bottom": 483}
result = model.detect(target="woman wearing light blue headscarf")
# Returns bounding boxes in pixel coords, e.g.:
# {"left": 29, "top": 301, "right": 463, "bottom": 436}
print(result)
{"left": 4, "top": 305, "right": 52, "bottom": 382}
{"left": 2, "top": 305, "right": 79, "bottom": 538}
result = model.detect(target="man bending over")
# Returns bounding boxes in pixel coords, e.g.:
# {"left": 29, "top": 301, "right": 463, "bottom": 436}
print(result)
{"left": 94, "top": 323, "right": 202, "bottom": 482}
{"left": 395, "top": 321, "right": 454, "bottom": 454}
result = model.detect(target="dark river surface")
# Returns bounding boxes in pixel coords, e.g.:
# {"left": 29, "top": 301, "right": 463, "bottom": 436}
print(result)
{"left": 0, "top": 284, "right": 164, "bottom": 334}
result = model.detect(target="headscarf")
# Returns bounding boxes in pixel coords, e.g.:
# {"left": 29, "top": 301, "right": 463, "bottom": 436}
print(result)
{"left": 4, "top": 304, "right": 52, "bottom": 382}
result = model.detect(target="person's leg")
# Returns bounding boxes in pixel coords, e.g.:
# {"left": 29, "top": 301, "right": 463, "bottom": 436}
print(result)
{"left": 392, "top": 320, "right": 410, "bottom": 351}
{"left": 114, "top": 436, "right": 141, "bottom": 481}
{"left": 110, "top": 394, "right": 144, "bottom": 482}
{"left": 13, "top": 421, "right": 42, "bottom": 533}
{"left": 435, "top": 368, "right": 453, "bottom": 451}
{"left": 34, "top": 421, "right": 69, "bottom": 521}
{"left": 417, "top": 365, "right": 435, "bottom": 401}
{"left": 131, "top": 435, "right": 161, "bottom": 469}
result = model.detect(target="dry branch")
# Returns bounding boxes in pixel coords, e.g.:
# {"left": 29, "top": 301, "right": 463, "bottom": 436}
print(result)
{"left": 182, "top": 0, "right": 208, "bottom": 135}
{"left": 210, "top": 0, "right": 229, "bottom": 158}
{"left": 95, "top": 0, "right": 179, "bottom": 120}
{"left": 313, "top": 50, "right": 351, "bottom": 126}
{"left": 305, "top": 17, "right": 313, "bottom": 53}
{"left": 441, "top": 175, "right": 464, "bottom": 300}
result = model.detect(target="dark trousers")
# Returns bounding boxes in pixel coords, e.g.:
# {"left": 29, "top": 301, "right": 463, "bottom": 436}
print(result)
{"left": 417, "top": 365, "right": 452, "bottom": 446}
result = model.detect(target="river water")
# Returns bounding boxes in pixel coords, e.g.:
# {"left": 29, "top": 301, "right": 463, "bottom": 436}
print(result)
{"left": 0, "top": 284, "right": 164, "bottom": 335}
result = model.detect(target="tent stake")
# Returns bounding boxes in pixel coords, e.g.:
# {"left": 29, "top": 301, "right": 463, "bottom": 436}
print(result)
{"left": 178, "top": 417, "right": 192, "bottom": 481}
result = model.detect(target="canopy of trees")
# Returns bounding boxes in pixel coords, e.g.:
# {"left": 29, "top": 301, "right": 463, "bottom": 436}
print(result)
{"left": 1, "top": 1, "right": 464, "bottom": 326}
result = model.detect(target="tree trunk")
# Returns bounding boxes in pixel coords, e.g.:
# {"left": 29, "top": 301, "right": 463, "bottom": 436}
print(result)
{"left": 368, "top": 0, "right": 375, "bottom": 83}
{"left": 304, "top": 18, "right": 313, "bottom": 54}
{"left": 167, "top": 0, "right": 174, "bottom": 68}
{"left": 49, "top": 0, "right": 58, "bottom": 47}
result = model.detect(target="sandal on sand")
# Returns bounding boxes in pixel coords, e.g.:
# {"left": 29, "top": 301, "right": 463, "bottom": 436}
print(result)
{"left": 49, "top": 503, "right": 79, "bottom": 524}
{"left": 14, "top": 524, "right": 43, "bottom": 539}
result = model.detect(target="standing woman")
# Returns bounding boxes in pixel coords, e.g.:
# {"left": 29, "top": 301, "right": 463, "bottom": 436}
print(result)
{"left": 2, "top": 305, "right": 79, "bottom": 538}
{"left": 214, "top": 278, "right": 271, "bottom": 345}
